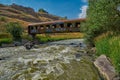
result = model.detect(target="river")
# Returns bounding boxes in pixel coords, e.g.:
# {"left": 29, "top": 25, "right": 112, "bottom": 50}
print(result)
{"left": 0, "top": 39, "right": 102, "bottom": 80}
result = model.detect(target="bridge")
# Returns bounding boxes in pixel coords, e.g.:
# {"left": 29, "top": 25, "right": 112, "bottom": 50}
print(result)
{"left": 25, "top": 18, "right": 85, "bottom": 49}
{"left": 28, "top": 18, "right": 85, "bottom": 37}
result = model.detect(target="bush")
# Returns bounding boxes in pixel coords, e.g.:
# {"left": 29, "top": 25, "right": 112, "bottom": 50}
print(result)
{"left": 38, "top": 8, "right": 48, "bottom": 13}
{"left": 0, "top": 16, "right": 6, "bottom": 22}
{"left": 82, "top": 0, "right": 120, "bottom": 73}
{"left": 84, "top": 0, "right": 120, "bottom": 46}
{"left": 5, "top": 22, "right": 23, "bottom": 41}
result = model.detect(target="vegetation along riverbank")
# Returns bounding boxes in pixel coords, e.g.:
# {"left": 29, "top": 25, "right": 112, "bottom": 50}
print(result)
{"left": 81, "top": 0, "right": 120, "bottom": 79}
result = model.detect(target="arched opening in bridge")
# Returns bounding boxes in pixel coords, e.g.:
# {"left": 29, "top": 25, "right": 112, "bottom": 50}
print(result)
{"left": 75, "top": 22, "right": 80, "bottom": 27}
{"left": 59, "top": 23, "right": 65, "bottom": 32}
{"left": 46, "top": 25, "right": 51, "bottom": 33}
{"left": 67, "top": 23, "right": 73, "bottom": 32}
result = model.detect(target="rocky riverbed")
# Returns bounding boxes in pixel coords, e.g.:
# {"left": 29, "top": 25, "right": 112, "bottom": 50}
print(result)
{"left": 0, "top": 39, "right": 102, "bottom": 80}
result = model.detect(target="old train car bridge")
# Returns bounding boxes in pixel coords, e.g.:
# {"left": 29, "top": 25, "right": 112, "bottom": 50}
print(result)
{"left": 28, "top": 18, "right": 85, "bottom": 37}
{"left": 25, "top": 18, "right": 85, "bottom": 49}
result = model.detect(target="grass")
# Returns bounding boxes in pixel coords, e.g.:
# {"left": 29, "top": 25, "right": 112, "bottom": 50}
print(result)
{"left": 109, "top": 36, "right": 120, "bottom": 73}
{"left": 0, "top": 38, "right": 13, "bottom": 44}
{"left": 95, "top": 36, "right": 111, "bottom": 56}
{"left": 0, "top": 33, "right": 13, "bottom": 46}
{"left": 0, "top": 33, "right": 12, "bottom": 38}
{"left": 21, "top": 33, "right": 33, "bottom": 41}
{"left": 36, "top": 32, "right": 84, "bottom": 43}
{"left": 95, "top": 33, "right": 120, "bottom": 73}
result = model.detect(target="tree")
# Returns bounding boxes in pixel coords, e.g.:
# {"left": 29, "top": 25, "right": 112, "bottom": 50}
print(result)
{"left": 5, "top": 22, "right": 23, "bottom": 41}
{"left": 84, "top": 0, "right": 120, "bottom": 46}
{"left": 38, "top": 8, "right": 48, "bottom": 13}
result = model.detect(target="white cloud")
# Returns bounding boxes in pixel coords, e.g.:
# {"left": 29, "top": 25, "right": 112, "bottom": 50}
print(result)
{"left": 78, "top": 5, "right": 88, "bottom": 18}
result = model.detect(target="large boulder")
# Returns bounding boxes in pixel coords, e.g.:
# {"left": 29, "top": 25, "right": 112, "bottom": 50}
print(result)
{"left": 94, "top": 55, "right": 116, "bottom": 80}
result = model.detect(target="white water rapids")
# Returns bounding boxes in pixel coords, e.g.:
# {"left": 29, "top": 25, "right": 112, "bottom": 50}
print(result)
{"left": 0, "top": 39, "right": 101, "bottom": 80}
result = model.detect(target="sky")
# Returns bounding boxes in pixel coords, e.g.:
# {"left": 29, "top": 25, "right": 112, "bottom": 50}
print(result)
{"left": 0, "top": 0, "right": 88, "bottom": 19}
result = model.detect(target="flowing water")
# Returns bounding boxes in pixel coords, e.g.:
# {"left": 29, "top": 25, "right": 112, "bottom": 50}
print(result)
{"left": 0, "top": 39, "right": 102, "bottom": 80}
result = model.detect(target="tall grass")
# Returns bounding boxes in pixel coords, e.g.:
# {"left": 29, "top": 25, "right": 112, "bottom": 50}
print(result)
{"left": 0, "top": 38, "right": 13, "bottom": 45}
{"left": 0, "top": 33, "right": 12, "bottom": 38}
{"left": 0, "top": 33, "right": 13, "bottom": 45}
{"left": 95, "top": 33, "right": 120, "bottom": 73}
{"left": 95, "top": 36, "right": 111, "bottom": 56}
{"left": 36, "top": 32, "right": 84, "bottom": 43}
{"left": 36, "top": 34, "right": 67, "bottom": 43}
{"left": 109, "top": 36, "right": 120, "bottom": 73}
{"left": 21, "top": 33, "right": 32, "bottom": 41}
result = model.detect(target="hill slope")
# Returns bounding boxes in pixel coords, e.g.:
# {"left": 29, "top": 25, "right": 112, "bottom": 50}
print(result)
{"left": 0, "top": 3, "right": 65, "bottom": 27}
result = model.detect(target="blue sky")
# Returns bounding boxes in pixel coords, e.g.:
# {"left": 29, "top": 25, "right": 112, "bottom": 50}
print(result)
{"left": 0, "top": 0, "right": 88, "bottom": 19}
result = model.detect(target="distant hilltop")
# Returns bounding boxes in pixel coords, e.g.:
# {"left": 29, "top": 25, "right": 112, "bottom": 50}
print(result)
{"left": 0, "top": 3, "right": 66, "bottom": 27}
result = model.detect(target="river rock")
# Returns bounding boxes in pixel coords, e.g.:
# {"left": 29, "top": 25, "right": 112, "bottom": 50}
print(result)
{"left": 14, "top": 41, "right": 22, "bottom": 46}
{"left": 94, "top": 55, "right": 116, "bottom": 80}
{"left": 90, "top": 47, "right": 96, "bottom": 53}
{"left": 24, "top": 41, "right": 35, "bottom": 50}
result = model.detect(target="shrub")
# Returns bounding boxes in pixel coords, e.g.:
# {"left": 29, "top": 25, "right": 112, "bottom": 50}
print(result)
{"left": 5, "top": 22, "right": 23, "bottom": 41}
{"left": 84, "top": 0, "right": 120, "bottom": 46}
{"left": 0, "top": 16, "right": 6, "bottom": 22}
{"left": 82, "top": 0, "right": 120, "bottom": 73}
{"left": 38, "top": 8, "right": 48, "bottom": 13}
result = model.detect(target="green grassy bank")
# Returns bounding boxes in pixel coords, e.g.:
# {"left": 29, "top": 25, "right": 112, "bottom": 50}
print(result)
{"left": 0, "top": 32, "right": 84, "bottom": 45}
{"left": 35, "top": 33, "right": 84, "bottom": 43}
{"left": 94, "top": 32, "right": 120, "bottom": 73}
{"left": 0, "top": 33, "right": 13, "bottom": 46}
